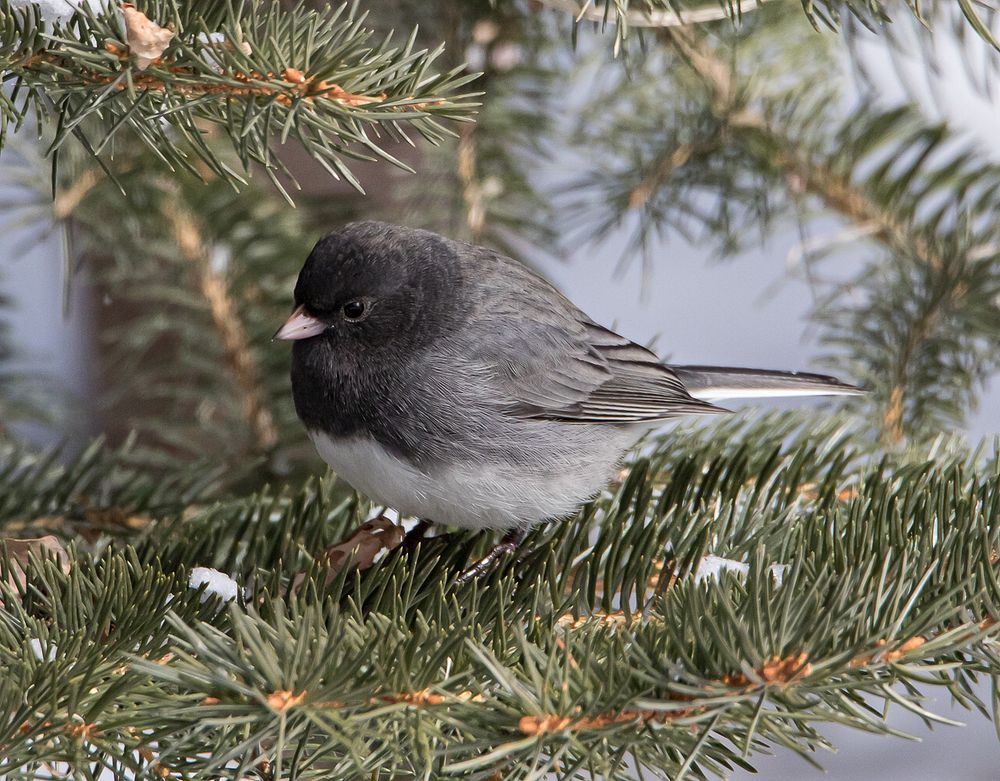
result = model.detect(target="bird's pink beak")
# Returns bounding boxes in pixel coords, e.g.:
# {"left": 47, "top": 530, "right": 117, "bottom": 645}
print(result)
{"left": 273, "top": 304, "right": 327, "bottom": 341}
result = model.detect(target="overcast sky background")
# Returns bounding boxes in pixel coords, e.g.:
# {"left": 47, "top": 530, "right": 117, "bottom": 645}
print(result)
{"left": 2, "top": 9, "right": 1000, "bottom": 781}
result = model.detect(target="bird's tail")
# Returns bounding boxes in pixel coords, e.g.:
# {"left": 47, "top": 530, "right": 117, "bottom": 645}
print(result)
{"left": 671, "top": 365, "right": 864, "bottom": 402}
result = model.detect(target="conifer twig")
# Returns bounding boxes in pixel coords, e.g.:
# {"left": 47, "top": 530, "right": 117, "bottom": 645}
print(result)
{"left": 536, "top": 0, "right": 774, "bottom": 28}
{"left": 0, "top": 1, "right": 479, "bottom": 191}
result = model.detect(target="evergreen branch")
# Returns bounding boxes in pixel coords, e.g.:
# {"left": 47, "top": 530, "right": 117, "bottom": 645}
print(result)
{"left": 12, "top": 137, "right": 321, "bottom": 480}
{"left": 50, "top": 164, "right": 103, "bottom": 219}
{"left": 0, "top": 437, "right": 224, "bottom": 536}
{"left": 5, "top": 414, "right": 1000, "bottom": 779}
{"left": 662, "top": 28, "right": 971, "bottom": 445}
{"left": 672, "top": 26, "right": 943, "bottom": 271}
{"left": 0, "top": 0, "right": 479, "bottom": 191}
{"left": 771, "top": 149, "right": 945, "bottom": 271}
{"left": 625, "top": 140, "right": 700, "bottom": 210}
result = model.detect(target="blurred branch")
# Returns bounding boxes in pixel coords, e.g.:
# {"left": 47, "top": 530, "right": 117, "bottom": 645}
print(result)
{"left": 667, "top": 27, "right": 943, "bottom": 273}
{"left": 457, "top": 124, "right": 486, "bottom": 240}
{"left": 536, "top": 0, "right": 773, "bottom": 27}
{"left": 543, "top": 0, "right": 1000, "bottom": 55}
{"left": 51, "top": 166, "right": 103, "bottom": 220}
{"left": 666, "top": 27, "right": 976, "bottom": 443}
{"left": 775, "top": 152, "right": 944, "bottom": 271}
{"left": 627, "top": 140, "right": 701, "bottom": 209}
{"left": 164, "top": 200, "right": 278, "bottom": 453}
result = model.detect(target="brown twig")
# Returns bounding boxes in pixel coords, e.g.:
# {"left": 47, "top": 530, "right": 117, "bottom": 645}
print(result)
{"left": 13, "top": 49, "right": 388, "bottom": 109}
{"left": 628, "top": 142, "right": 699, "bottom": 210}
{"left": 266, "top": 690, "right": 306, "bottom": 712}
{"left": 518, "top": 707, "right": 695, "bottom": 735}
{"left": 165, "top": 202, "right": 278, "bottom": 452}
{"left": 457, "top": 124, "right": 486, "bottom": 239}
{"left": 848, "top": 636, "right": 927, "bottom": 668}
{"left": 722, "top": 652, "right": 812, "bottom": 689}
{"left": 52, "top": 168, "right": 105, "bottom": 221}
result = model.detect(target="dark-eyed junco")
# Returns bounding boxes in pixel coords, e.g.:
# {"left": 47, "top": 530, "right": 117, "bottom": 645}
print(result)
{"left": 276, "top": 221, "right": 860, "bottom": 574}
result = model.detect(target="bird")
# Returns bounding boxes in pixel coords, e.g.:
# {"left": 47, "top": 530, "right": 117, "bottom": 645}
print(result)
{"left": 275, "top": 221, "right": 862, "bottom": 580}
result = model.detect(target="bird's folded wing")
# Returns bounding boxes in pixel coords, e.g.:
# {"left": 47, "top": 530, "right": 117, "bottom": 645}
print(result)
{"left": 476, "top": 312, "right": 723, "bottom": 423}
{"left": 456, "top": 248, "right": 724, "bottom": 424}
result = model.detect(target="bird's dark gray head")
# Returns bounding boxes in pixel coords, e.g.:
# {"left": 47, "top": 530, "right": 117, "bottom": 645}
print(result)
{"left": 279, "top": 221, "right": 469, "bottom": 436}
{"left": 277, "top": 221, "right": 464, "bottom": 356}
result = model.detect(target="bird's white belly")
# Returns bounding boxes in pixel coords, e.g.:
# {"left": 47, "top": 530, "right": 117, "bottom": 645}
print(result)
{"left": 308, "top": 430, "right": 603, "bottom": 530}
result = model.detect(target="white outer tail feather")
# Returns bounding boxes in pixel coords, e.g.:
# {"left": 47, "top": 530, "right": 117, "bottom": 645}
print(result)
{"left": 670, "top": 365, "right": 864, "bottom": 403}
{"left": 686, "top": 386, "right": 859, "bottom": 401}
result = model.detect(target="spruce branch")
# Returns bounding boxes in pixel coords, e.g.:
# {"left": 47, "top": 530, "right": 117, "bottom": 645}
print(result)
{"left": 0, "top": 437, "right": 224, "bottom": 538}
{"left": 50, "top": 163, "right": 103, "bottom": 219}
{"left": 538, "top": 0, "right": 1000, "bottom": 56}
{"left": 3, "top": 415, "right": 1000, "bottom": 778}
{"left": 661, "top": 27, "right": 973, "bottom": 445}
{"left": 0, "top": 0, "right": 479, "bottom": 192}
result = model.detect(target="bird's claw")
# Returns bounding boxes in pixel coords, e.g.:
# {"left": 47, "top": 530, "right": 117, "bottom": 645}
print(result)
{"left": 453, "top": 529, "right": 526, "bottom": 587}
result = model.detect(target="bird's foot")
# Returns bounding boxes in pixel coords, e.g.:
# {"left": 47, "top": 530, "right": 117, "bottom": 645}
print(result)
{"left": 293, "top": 516, "right": 405, "bottom": 592}
{"left": 453, "top": 529, "right": 526, "bottom": 587}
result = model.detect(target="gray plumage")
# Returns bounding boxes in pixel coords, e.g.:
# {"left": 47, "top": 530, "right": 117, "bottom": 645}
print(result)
{"left": 277, "top": 221, "right": 862, "bottom": 530}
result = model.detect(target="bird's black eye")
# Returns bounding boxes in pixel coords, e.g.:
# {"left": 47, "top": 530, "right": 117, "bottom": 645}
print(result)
{"left": 342, "top": 299, "right": 367, "bottom": 321}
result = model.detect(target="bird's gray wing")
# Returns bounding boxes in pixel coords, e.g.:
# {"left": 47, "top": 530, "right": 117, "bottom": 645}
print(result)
{"left": 503, "top": 319, "right": 724, "bottom": 423}
{"left": 459, "top": 253, "right": 724, "bottom": 424}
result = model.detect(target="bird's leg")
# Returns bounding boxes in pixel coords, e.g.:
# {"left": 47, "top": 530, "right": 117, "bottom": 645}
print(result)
{"left": 454, "top": 528, "right": 526, "bottom": 586}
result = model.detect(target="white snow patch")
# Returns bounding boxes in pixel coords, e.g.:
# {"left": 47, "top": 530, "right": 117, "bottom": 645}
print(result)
{"left": 29, "top": 637, "right": 56, "bottom": 662}
{"left": 188, "top": 567, "right": 240, "bottom": 603}
{"left": 694, "top": 555, "right": 750, "bottom": 582}
{"left": 693, "top": 555, "right": 788, "bottom": 586}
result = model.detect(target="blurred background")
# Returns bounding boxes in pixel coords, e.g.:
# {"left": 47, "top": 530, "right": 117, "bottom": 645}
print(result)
{"left": 2, "top": 1, "right": 999, "bottom": 777}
